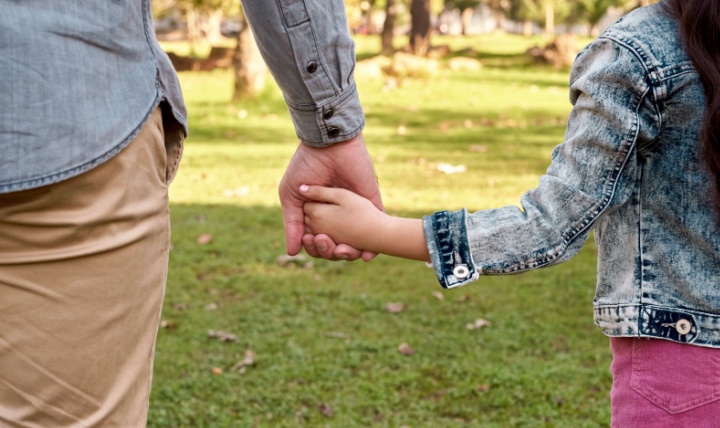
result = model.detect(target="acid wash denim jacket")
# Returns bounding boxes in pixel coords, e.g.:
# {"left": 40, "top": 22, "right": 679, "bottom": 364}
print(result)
{"left": 423, "top": 2, "right": 720, "bottom": 348}
{"left": 0, "top": 0, "right": 187, "bottom": 193}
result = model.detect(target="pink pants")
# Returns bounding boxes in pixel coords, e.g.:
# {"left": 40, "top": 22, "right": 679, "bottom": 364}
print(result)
{"left": 610, "top": 337, "right": 720, "bottom": 428}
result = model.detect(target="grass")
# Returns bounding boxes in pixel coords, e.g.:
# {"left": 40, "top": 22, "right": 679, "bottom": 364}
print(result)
{"left": 150, "top": 33, "right": 611, "bottom": 427}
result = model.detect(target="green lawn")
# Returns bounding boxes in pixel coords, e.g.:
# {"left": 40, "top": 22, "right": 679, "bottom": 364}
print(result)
{"left": 150, "top": 34, "right": 611, "bottom": 427}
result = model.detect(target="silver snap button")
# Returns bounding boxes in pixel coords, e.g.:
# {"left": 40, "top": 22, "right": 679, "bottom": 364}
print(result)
{"left": 453, "top": 265, "right": 469, "bottom": 279}
{"left": 676, "top": 319, "right": 692, "bottom": 335}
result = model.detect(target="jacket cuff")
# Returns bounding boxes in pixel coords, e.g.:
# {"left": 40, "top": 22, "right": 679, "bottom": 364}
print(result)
{"left": 286, "top": 83, "right": 365, "bottom": 147}
{"left": 423, "top": 209, "right": 480, "bottom": 289}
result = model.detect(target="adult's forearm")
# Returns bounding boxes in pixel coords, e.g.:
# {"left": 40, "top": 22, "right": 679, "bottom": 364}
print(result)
{"left": 240, "top": 0, "right": 365, "bottom": 146}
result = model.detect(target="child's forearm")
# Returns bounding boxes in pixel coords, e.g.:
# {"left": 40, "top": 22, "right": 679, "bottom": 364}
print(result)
{"left": 367, "top": 216, "right": 430, "bottom": 262}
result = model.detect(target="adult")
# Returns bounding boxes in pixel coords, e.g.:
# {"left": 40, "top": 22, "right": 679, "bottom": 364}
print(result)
{"left": 0, "top": 0, "right": 377, "bottom": 425}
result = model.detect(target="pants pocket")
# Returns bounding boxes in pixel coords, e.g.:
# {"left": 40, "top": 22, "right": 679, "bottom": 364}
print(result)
{"left": 630, "top": 338, "right": 720, "bottom": 414}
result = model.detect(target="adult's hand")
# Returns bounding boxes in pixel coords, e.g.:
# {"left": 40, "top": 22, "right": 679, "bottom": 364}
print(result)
{"left": 278, "top": 133, "right": 383, "bottom": 261}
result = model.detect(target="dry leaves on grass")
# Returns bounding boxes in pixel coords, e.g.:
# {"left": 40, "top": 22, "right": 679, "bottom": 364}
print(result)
{"left": 398, "top": 343, "right": 416, "bottom": 356}
{"left": 431, "top": 291, "right": 444, "bottom": 300}
{"left": 159, "top": 320, "right": 177, "bottom": 329}
{"left": 208, "top": 330, "right": 237, "bottom": 342}
{"left": 196, "top": 233, "right": 213, "bottom": 245}
{"left": 318, "top": 403, "right": 333, "bottom": 418}
{"left": 466, "top": 319, "right": 492, "bottom": 330}
{"left": 386, "top": 302, "right": 405, "bottom": 313}
{"left": 233, "top": 350, "right": 255, "bottom": 374}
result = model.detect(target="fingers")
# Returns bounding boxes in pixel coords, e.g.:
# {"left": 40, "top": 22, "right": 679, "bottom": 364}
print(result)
{"left": 332, "top": 244, "right": 363, "bottom": 261}
{"left": 281, "top": 206, "right": 305, "bottom": 256}
{"left": 299, "top": 184, "right": 346, "bottom": 205}
{"left": 302, "top": 233, "right": 333, "bottom": 259}
{"left": 361, "top": 250, "right": 377, "bottom": 262}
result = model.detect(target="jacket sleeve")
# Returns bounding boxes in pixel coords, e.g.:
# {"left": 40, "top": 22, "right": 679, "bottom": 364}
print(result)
{"left": 240, "top": 0, "right": 364, "bottom": 147}
{"left": 423, "top": 36, "right": 660, "bottom": 289}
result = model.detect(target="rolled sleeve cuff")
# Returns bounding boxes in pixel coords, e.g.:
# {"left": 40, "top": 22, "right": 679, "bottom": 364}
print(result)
{"left": 423, "top": 209, "right": 480, "bottom": 289}
{"left": 286, "top": 83, "right": 365, "bottom": 147}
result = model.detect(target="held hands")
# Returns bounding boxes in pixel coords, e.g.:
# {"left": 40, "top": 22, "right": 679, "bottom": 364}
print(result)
{"left": 302, "top": 185, "right": 431, "bottom": 263}
{"left": 302, "top": 185, "right": 388, "bottom": 252}
{"left": 278, "top": 134, "right": 383, "bottom": 261}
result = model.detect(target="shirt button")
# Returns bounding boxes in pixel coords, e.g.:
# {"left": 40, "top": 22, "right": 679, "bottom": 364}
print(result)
{"left": 323, "top": 108, "right": 334, "bottom": 120}
{"left": 306, "top": 61, "right": 318, "bottom": 73}
{"left": 327, "top": 126, "right": 340, "bottom": 138}
{"left": 453, "top": 265, "right": 469, "bottom": 279}
{"left": 676, "top": 319, "right": 692, "bottom": 335}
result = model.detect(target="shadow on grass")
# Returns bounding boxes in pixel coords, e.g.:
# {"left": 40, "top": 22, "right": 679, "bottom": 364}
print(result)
{"left": 150, "top": 202, "right": 609, "bottom": 427}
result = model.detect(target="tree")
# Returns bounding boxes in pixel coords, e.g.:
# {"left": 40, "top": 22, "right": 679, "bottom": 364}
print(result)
{"left": 232, "top": 12, "right": 265, "bottom": 100}
{"left": 381, "top": 0, "right": 397, "bottom": 54}
{"left": 156, "top": 0, "right": 239, "bottom": 48}
{"left": 409, "top": 0, "right": 431, "bottom": 55}
{"left": 574, "top": 0, "right": 634, "bottom": 36}
{"left": 445, "top": 0, "right": 482, "bottom": 35}
{"left": 505, "top": 0, "right": 573, "bottom": 38}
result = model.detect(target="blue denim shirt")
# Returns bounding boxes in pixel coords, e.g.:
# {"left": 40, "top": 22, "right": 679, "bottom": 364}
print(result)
{"left": 0, "top": 0, "right": 187, "bottom": 193}
{"left": 424, "top": 2, "right": 720, "bottom": 348}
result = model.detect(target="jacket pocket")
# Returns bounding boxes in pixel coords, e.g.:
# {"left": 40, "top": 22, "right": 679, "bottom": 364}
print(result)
{"left": 630, "top": 338, "right": 720, "bottom": 414}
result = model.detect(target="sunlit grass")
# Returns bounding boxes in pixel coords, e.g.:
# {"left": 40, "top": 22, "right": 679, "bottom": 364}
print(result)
{"left": 150, "top": 33, "right": 610, "bottom": 427}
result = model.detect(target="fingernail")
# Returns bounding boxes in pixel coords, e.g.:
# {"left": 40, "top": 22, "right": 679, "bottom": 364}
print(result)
{"left": 299, "top": 184, "right": 309, "bottom": 192}
{"left": 319, "top": 242, "right": 328, "bottom": 252}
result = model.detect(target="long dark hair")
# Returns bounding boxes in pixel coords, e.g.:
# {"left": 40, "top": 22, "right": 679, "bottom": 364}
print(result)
{"left": 664, "top": 0, "right": 720, "bottom": 217}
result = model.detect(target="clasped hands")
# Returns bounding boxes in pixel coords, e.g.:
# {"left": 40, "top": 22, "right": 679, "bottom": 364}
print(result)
{"left": 278, "top": 134, "right": 383, "bottom": 261}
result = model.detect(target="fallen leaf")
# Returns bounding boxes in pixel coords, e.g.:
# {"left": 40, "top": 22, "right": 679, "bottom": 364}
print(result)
{"left": 197, "top": 233, "right": 213, "bottom": 245}
{"left": 208, "top": 330, "right": 237, "bottom": 342}
{"left": 398, "top": 342, "right": 416, "bottom": 356}
{"left": 233, "top": 350, "right": 255, "bottom": 373}
{"left": 212, "top": 367, "right": 223, "bottom": 375}
{"left": 318, "top": 403, "right": 333, "bottom": 418}
{"left": 466, "top": 319, "right": 492, "bottom": 330}
{"left": 457, "top": 295, "right": 471, "bottom": 302}
{"left": 324, "top": 332, "right": 349, "bottom": 339}
{"left": 469, "top": 145, "right": 487, "bottom": 153}
{"left": 476, "top": 384, "right": 490, "bottom": 392}
{"left": 205, "top": 302, "right": 218, "bottom": 310}
{"left": 386, "top": 302, "right": 405, "bottom": 313}
{"left": 160, "top": 320, "right": 177, "bottom": 329}
{"left": 431, "top": 291, "right": 444, "bottom": 300}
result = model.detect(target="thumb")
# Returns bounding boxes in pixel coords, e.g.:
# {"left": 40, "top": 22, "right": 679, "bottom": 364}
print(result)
{"left": 299, "top": 185, "right": 344, "bottom": 205}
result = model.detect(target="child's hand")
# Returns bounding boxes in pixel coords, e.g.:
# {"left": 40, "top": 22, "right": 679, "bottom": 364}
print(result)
{"left": 301, "top": 185, "right": 387, "bottom": 251}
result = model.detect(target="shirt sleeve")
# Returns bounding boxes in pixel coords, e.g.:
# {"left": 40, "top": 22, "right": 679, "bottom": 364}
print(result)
{"left": 240, "top": 0, "right": 364, "bottom": 147}
{"left": 423, "top": 36, "right": 660, "bottom": 289}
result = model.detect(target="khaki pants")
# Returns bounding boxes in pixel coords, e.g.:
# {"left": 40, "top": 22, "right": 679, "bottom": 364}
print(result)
{"left": 0, "top": 108, "right": 180, "bottom": 427}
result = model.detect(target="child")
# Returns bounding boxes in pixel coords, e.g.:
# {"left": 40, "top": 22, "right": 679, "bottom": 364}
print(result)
{"left": 302, "top": 1, "right": 720, "bottom": 426}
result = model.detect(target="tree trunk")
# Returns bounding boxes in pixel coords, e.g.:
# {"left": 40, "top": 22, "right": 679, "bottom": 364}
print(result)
{"left": 544, "top": 1, "right": 555, "bottom": 39}
{"left": 233, "top": 15, "right": 265, "bottom": 100}
{"left": 203, "top": 9, "right": 224, "bottom": 46}
{"left": 381, "top": 0, "right": 396, "bottom": 54}
{"left": 460, "top": 7, "right": 473, "bottom": 36}
{"left": 365, "top": 0, "right": 376, "bottom": 34}
{"left": 522, "top": 20, "right": 532, "bottom": 36}
{"left": 409, "top": 0, "right": 431, "bottom": 56}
